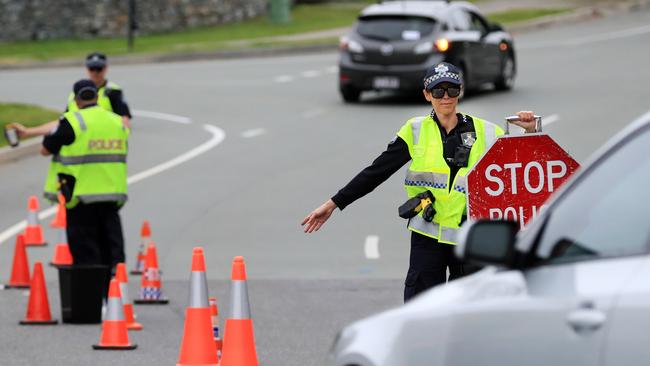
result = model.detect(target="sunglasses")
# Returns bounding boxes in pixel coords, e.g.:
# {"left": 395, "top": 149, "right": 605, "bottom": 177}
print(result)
{"left": 430, "top": 86, "right": 461, "bottom": 99}
{"left": 88, "top": 66, "right": 105, "bottom": 72}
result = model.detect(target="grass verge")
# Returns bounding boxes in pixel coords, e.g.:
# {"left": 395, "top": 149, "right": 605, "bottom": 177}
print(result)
{"left": 0, "top": 103, "right": 60, "bottom": 148}
{"left": 0, "top": 2, "right": 371, "bottom": 64}
{"left": 488, "top": 7, "right": 573, "bottom": 25}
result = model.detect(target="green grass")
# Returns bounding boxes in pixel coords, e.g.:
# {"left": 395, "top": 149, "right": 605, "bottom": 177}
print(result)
{"left": 488, "top": 7, "right": 572, "bottom": 25}
{"left": 0, "top": 103, "right": 60, "bottom": 148}
{"left": 0, "top": 2, "right": 370, "bottom": 64}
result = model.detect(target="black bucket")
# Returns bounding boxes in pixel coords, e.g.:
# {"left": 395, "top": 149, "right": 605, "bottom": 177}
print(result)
{"left": 58, "top": 265, "right": 109, "bottom": 324}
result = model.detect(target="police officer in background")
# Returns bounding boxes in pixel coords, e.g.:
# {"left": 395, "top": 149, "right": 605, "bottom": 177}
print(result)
{"left": 40, "top": 79, "right": 129, "bottom": 271}
{"left": 302, "top": 62, "right": 537, "bottom": 301}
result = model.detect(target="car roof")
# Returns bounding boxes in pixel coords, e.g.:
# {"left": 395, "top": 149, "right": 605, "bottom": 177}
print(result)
{"left": 360, "top": 1, "right": 480, "bottom": 20}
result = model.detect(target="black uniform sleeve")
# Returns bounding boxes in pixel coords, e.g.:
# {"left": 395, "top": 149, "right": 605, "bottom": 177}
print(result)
{"left": 331, "top": 136, "right": 411, "bottom": 210}
{"left": 42, "top": 117, "right": 75, "bottom": 155}
{"left": 107, "top": 89, "right": 132, "bottom": 118}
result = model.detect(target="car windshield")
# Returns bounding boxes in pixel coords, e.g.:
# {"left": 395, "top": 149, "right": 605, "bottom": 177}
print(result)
{"left": 533, "top": 123, "right": 650, "bottom": 265}
{"left": 356, "top": 16, "right": 437, "bottom": 42}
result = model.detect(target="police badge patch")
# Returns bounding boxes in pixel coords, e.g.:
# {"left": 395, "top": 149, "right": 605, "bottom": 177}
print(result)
{"left": 460, "top": 132, "right": 476, "bottom": 147}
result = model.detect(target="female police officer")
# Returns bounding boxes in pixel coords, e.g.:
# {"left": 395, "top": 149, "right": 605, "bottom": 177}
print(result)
{"left": 301, "top": 62, "right": 537, "bottom": 301}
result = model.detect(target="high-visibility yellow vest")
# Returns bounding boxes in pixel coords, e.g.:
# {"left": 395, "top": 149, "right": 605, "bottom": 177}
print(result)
{"left": 397, "top": 114, "right": 504, "bottom": 244}
{"left": 44, "top": 82, "right": 122, "bottom": 202}
{"left": 54, "top": 106, "right": 128, "bottom": 208}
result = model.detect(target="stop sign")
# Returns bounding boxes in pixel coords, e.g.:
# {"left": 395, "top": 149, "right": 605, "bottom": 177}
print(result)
{"left": 467, "top": 134, "right": 579, "bottom": 229}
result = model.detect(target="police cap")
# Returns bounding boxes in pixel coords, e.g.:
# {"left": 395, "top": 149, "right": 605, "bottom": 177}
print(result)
{"left": 423, "top": 62, "right": 462, "bottom": 90}
{"left": 73, "top": 79, "right": 98, "bottom": 101}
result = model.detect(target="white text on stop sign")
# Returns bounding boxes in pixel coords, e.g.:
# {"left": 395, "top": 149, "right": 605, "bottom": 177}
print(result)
{"left": 484, "top": 160, "right": 567, "bottom": 196}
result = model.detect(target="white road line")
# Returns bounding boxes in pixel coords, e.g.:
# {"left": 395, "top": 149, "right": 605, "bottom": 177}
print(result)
{"left": 543, "top": 114, "right": 560, "bottom": 126}
{"left": 325, "top": 66, "right": 338, "bottom": 74}
{"left": 274, "top": 75, "right": 294, "bottom": 83}
{"left": 301, "top": 70, "right": 321, "bottom": 78}
{"left": 241, "top": 128, "right": 266, "bottom": 138}
{"left": 0, "top": 115, "right": 225, "bottom": 246}
{"left": 301, "top": 108, "right": 325, "bottom": 119}
{"left": 520, "top": 24, "right": 650, "bottom": 50}
{"left": 364, "top": 235, "right": 380, "bottom": 260}
{"left": 132, "top": 110, "right": 192, "bottom": 124}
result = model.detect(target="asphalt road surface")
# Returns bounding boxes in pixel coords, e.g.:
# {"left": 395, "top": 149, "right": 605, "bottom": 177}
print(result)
{"left": 1, "top": 9, "right": 649, "bottom": 366}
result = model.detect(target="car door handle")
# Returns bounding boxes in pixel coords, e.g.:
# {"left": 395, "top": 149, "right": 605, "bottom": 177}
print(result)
{"left": 566, "top": 308, "right": 606, "bottom": 334}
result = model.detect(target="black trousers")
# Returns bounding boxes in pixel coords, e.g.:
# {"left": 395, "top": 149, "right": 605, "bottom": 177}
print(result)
{"left": 66, "top": 202, "right": 125, "bottom": 272}
{"left": 404, "top": 232, "right": 481, "bottom": 302}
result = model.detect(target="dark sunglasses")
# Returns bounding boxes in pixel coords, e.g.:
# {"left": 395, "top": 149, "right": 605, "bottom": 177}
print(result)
{"left": 430, "top": 86, "right": 461, "bottom": 99}
{"left": 88, "top": 66, "right": 105, "bottom": 72}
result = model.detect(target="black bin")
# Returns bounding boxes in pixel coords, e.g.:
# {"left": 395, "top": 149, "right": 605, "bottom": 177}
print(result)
{"left": 58, "top": 265, "right": 109, "bottom": 324}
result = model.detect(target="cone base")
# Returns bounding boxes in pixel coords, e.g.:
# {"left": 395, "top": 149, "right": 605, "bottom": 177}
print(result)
{"left": 92, "top": 344, "right": 137, "bottom": 350}
{"left": 19, "top": 319, "right": 58, "bottom": 325}
{"left": 2, "top": 284, "right": 30, "bottom": 289}
{"left": 126, "top": 322, "right": 143, "bottom": 330}
{"left": 25, "top": 242, "right": 48, "bottom": 247}
{"left": 134, "top": 298, "right": 169, "bottom": 304}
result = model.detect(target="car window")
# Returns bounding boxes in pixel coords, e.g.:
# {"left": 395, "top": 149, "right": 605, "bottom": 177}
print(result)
{"left": 451, "top": 10, "right": 471, "bottom": 31}
{"left": 533, "top": 125, "right": 650, "bottom": 265}
{"left": 469, "top": 12, "right": 489, "bottom": 33}
{"left": 356, "top": 16, "right": 437, "bottom": 42}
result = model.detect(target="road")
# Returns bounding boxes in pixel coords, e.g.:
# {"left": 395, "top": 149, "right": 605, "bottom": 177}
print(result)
{"left": 1, "top": 9, "right": 649, "bottom": 365}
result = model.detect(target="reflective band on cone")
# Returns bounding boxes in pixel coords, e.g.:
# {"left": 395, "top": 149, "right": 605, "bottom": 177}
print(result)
{"left": 177, "top": 247, "right": 219, "bottom": 366}
{"left": 24, "top": 196, "right": 47, "bottom": 246}
{"left": 93, "top": 278, "right": 137, "bottom": 350}
{"left": 131, "top": 220, "right": 151, "bottom": 275}
{"left": 220, "top": 256, "right": 259, "bottom": 366}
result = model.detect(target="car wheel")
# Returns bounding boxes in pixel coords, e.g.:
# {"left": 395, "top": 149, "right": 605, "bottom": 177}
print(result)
{"left": 341, "top": 86, "right": 361, "bottom": 103}
{"left": 495, "top": 54, "right": 515, "bottom": 91}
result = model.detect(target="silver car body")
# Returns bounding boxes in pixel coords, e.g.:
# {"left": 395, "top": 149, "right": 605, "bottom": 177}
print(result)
{"left": 330, "top": 111, "right": 650, "bottom": 366}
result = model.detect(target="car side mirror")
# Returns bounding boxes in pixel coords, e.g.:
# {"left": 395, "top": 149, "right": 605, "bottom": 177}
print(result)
{"left": 455, "top": 220, "right": 519, "bottom": 268}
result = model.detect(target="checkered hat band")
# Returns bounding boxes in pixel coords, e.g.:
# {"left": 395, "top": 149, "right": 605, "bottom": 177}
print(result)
{"left": 424, "top": 72, "right": 461, "bottom": 89}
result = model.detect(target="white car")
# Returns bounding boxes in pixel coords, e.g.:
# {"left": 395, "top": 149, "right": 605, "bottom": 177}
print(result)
{"left": 330, "top": 111, "right": 650, "bottom": 366}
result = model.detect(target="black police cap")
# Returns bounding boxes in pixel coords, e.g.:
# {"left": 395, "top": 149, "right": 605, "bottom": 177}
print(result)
{"left": 85, "top": 52, "right": 107, "bottom": 68}
{"left": 73, "top": 79, "right": 98, "bottom": 101}
{"left": 423, "top": 62, "right": 462, "bottom": 90}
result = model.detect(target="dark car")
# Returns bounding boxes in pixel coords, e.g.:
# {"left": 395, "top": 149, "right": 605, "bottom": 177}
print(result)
{"left": 338, "top": 1, "right": 516, "bottom": 102}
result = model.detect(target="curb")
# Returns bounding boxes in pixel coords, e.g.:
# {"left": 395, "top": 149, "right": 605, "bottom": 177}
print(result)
{"left": 0, "top": 0, "right": 649, "bottom": 71}
{"left": 0, "top": 138, "right": 41, "bottom": 164}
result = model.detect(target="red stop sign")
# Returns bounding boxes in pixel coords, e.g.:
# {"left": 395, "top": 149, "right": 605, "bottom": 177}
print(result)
{"left": 467, "top": 134, "right": 580, "bottom": 229}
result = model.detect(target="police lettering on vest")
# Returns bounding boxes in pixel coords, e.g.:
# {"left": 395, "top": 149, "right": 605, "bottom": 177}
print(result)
{"left": 88, "top": 139, "right": 124, "bottom": 151}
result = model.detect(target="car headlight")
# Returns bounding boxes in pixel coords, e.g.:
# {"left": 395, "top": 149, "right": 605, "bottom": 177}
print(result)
{"left": 414, "top": 41, "right": 433, "bottom": 55}
{"left": 347, "top": 40, "right": 364, "bottom": 53}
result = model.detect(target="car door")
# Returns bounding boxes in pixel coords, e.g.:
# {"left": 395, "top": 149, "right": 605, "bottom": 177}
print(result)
{"left": 448, "top": 8, "right": 482, "bottom": 86}
{"left": 468, "top": 11, "right": 501, "bottom": 79}
{"left": 445, "top": 122, "right": 650, "bottom": 366}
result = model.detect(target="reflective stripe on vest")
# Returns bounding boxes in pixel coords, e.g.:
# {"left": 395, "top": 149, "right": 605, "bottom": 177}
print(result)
{"left": 57, "top": 154, "right": 127, "bottom": 165}
{"left": 404, "top": 171, "right": 448, "bottom": 189}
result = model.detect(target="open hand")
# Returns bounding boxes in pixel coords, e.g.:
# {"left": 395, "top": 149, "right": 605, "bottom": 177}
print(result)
{"left": 301, "top": 199, "right": 337, "bottom": 233}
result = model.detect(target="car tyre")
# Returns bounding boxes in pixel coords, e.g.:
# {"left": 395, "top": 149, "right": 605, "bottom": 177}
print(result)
{"left": 495, "top": 54, "right": 515, "bottom": 91}
{"left": 340, "top": 86, "right": 361, "bottom": 103}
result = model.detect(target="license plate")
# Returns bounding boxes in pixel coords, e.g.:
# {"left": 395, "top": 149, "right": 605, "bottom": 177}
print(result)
{"left": 373, "top": 77, "right": 400, "bottom": 89}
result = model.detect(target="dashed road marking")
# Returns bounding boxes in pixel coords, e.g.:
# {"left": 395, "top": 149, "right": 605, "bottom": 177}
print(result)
{"left": 241, "top": 128, "right": 267, "bottom": 138}
{"left": 301, "top": 70, "right": 321, "bottom": 78}
{"left": 132, "top": 110, "right": 191, "bottom": 124}
{"left": 325, "top": 66, "right": 338, "bottom": 74}
{"left": 274, "top": 75, "right": 294, "bottom": 83}
{"left": 364, "top": 235, "right": 380, "bottom": 260}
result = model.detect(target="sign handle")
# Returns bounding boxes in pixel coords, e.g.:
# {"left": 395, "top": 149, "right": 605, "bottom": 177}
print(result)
{"left": 505, "top": 115, "right": 542, "bottom": 134}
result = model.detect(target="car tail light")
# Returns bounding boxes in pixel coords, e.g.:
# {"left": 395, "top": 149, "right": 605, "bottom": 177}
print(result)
{"left": 435, "top": 38, "right": 450, "bottom": 52}
{"left": 339, "top": 36, "right": 364, "bottom": 53}
{"left": 499, "top": 42, "right": 509, "bottom": 51}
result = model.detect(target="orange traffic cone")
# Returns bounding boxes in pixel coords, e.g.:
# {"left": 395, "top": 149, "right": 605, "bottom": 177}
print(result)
{"left": 209, "top": 297, "right": 223, "bottom": 360}
{"left": 19, "top": 261, "right": 58, "bottom": 325}
{"left": 4, "top": 234, "right": 31, "bottom": 289}
{"left": 49, "top": 208, "right": 73, "bottom": 267}
{"left": 115, "top": 263, "right": 142, "bottom": 331}
{"left": 134, "top": 242, "right": 168, "bottom": 304}
{"left": 24, "top": 196, "right": 47, "bottom": 246}
{"left": 49, "top": 193, "right": 66, "bottom": 228}
{"left": 92, "top": 278, "right": 137, "bottom": 350}
{"left": 177, "top": 247, "right": 219, "bottom": 366}
{"left": 130, "top": 220, "right": 151, "bottom": 275}
{"left": 220, "top": 256, "right": 259, "bottom": 366}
